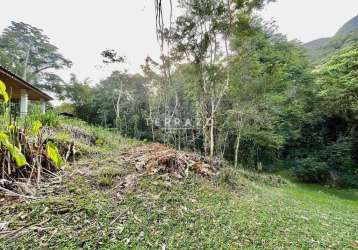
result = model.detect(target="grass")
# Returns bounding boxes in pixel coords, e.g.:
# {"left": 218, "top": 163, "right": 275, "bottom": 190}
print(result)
{"left": 1, "top": 166, "right": 357, "bottom": 249}
{"left": 0, "top": 122, "right": 357, "bottom": 249}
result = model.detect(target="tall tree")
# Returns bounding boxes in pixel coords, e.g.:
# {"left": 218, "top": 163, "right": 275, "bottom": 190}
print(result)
{"left": 167, "top": 0, "right": 271, "bottom": 161}
{"left": 0, "top": 21, "right": 72, "bottom": 91}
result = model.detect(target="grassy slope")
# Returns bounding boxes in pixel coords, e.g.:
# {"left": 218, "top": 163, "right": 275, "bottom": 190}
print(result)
{"left": 0, "top": 122, "right": 357, "bottom": 249}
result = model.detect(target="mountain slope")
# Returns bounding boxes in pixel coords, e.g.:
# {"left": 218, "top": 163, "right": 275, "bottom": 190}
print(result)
{"left": 336, "top": 15, "right": 358, "bottom": 36}
{"left": 304, "top": 37, "right": 330, "bottom": 50}
{"left": 304, "top": 15, "right": 358, "bottom": 62}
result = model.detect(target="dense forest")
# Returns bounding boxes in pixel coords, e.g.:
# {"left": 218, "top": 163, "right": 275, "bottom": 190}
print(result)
{"left": 0, "top": 1, "right": 357, "bottom": 187}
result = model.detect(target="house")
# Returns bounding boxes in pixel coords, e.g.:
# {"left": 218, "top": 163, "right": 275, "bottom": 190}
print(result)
{"left": 0, "top": 65, "right": 53, "bottom": 116}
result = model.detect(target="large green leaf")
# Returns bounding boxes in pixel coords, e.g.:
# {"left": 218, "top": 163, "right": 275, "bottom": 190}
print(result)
{"left": 0, "top": 80, "right": 9, "bottom": 103}
{"left": 5, "top": 143, "right": 27, "bottom": 167}
{"left": 0, "top": 131, "right": 27, "bottom": 167}
{"left": 32, "top": 121, "right": 42, "bottom": 136}
{"left": 46, "top": 142, "right": 64, "bottom": 168}
{"left": 0, "top": 132, "right": 8, "bottom": 144}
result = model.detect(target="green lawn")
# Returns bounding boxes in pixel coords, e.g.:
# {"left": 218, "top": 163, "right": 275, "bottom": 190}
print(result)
{"left": 1, "top": 151, "right": 357, "bottom": 249}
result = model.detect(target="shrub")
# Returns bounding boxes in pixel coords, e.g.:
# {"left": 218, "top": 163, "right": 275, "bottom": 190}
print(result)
{"left": 294, "top": 157, "right": 331, "bottom": 184}
{"left": 293, "top": 137, "right": 357, "bottom": 187}
{"left": 23, "top": 111, "right": 61, "bottom": 128}
{"left": 98, "top": 166, "right": 115, "bottom": 187}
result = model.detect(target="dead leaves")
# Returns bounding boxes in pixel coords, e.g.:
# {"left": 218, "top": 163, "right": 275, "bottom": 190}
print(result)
{"left": 122, "top": 143, "right": 220, "bottom": 179}
{"left": 114, "top": 143, "right": 222, "bottom": 201}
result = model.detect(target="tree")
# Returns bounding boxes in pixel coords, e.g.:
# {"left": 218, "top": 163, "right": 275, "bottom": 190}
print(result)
{"left": 0, "top": 21, "right": 72, "bottom": 91}
{"left": 316, "top": 45, "right": 358, "bottom": 124}
{"left": 60, "top": 74, "right": 97, "bottom": 122}
{"left": 167, "top": 0, "right": 271, "bottom": 162}
{"left": 295, "top": 45, "right": 358, "bottom": 186}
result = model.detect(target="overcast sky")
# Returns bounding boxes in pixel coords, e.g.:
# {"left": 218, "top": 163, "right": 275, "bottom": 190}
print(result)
{"left": 0, "top": 0, "right": 357, "bottom": 83}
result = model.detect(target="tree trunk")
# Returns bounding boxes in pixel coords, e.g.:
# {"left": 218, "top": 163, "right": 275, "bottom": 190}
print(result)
{"left": 178, "top": 130, "right": 181, "bottom": 150}
{"left": 234, "top": 130, "right": 241, "bottom": 168}
{"left": 210, "top": 104, "right": 215, "bottom": 165}
{"left": 203, "top": 124, "right": 209, "bottom": 156}
{"left": 23, "top": 48, "right": 30, "bottom": 81}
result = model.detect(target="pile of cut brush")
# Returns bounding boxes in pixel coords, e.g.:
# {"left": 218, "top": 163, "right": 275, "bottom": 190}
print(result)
{"left": 122, "top": 143, "right": 225, "bottom": 179}
{"left": 60, "top": 124, "right": 97, "bottom": 145}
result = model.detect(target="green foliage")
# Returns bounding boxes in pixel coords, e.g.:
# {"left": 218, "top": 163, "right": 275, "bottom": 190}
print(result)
{"left": 1, "top": 80, "right": 65, "bottom": 176}
{"left": 46, "top": 142, "right": 64, "bottom": 168}
{"left": 98, "top": 167, "right": 115, "bottom": 187}
{"left": 0, "top": 21, "right": 72, "bottom": 93}
{"left": 293, "top": 137, "right": 357, "bottom": 187}
{"left": 0, "top": 83, "right": 27, "bottom": 168}
{"left": 279, "top": 45, "right": 358, "bottom": 187}
{"left": 316, "top": 45, "right": 358, "bottom": 116}
{"left": 294, "top": 157, "right": 330, "bottom": 184}
{"left": 24, "top": 111, "right": 61, "bottom": 127}
{"left": 0, "top": 131, "right": 27, "bottom": 167}
{"left": 0, "top": 80, "right": 9, "bottom": 103}
{"left": 5, "top": 142, "right": 27, "bottom": 168}
{"left": 62, "top": 72, "right": 149, "bottom": 138}
{"left": 31, "top": 120, "right": 42, "bottom": 136}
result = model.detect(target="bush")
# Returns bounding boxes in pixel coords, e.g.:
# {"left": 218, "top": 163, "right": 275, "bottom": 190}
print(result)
{"left": 23, "top": 111, "right": 61, "bottom": 128}
{"left": 293, "top": 137, "right": 357, "bottom": 187}
{"left": 294, "top": 157, "right": 331, "bottom": 184}
{"left": 98, "top": 166, "right": 117, "bottom": 187}
{"left": 216, "top": 167, "right": 287, "bottom": 191}
{"left": 293, "top": 157, "right": 356, "bottom": 187}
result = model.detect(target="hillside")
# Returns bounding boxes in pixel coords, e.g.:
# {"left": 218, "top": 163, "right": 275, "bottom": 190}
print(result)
{"left": 0, "top": 119, "right": 357, "bottom": 249}
{"left": 1, "top": 3, "right": 358, "bottom": 249}
{"left": 336, "top": 15, "right": 358, "bottom": 36}
{"left": 304, "top": 15, "right": 358, "bottom": 61}
{"left": 304, "top": 37, "right": 330, "bottom": 50}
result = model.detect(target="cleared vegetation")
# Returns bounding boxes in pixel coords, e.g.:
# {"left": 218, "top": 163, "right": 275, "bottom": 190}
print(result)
{"left": 1, "top": 121, "right": 357, "bottom": 249}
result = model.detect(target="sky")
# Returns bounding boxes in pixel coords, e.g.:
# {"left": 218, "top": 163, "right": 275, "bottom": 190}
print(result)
{"left": 0, "top": 0, "right": 357, "bottom": 83}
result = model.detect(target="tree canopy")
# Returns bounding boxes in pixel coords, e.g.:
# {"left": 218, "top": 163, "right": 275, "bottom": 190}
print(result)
{"left": 0, "top": 21, "right": 72, "bottom": 92}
